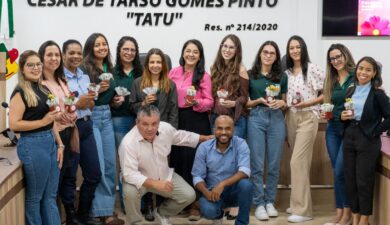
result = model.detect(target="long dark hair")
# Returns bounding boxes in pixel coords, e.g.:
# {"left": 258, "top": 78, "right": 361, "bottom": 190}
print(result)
{"left": 141, "top": 48, "right": 170, "bottom": 93}
{"left": 179, "top": 39, "right": 205, "bottom": 90}
{"left": 285, "top": 35, "right": 310, "bottom": 81}
{"left": 115, "top": 36, "right": 142, "bottom": 79}
{"left": 38, "top": 40, "right": 66, "bottom": 84}
{"left": 355, "top": 56, "right": 382, "bottom": 87}
{"left": 211, "top": 34, "right": 243, "bottom": 97}
{"left": 82, "top": 33, "right": 113, "bottom": 82}
{"left": 250, "top": 40, "right": 282, "bottom": 82}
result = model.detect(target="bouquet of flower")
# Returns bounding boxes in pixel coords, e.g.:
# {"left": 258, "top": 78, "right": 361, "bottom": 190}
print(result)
{"left": 46, "top": 94, "right": 60, "bottom": 112}
{"left": 265, "top": 84, "right": 280, "bottom": 103}
{"left": 88, "top": 83, "right": 101, "bottom": 100}
{"left": 64, "top": 92, "right": 78, "bottom": 113}
{"left": 321, "top": 103, "right": 334, "bottom": 120}
{"left": 186, "top": 86, "right": 197, "bottom": 102}
{"left": 292, "top": 92, "right": 302, "bottom": 105}
{"left": 344, "top": 98, "right": 354, "bottom": 116}
{"left": 217, "top": 88, "right": 229, "bottom": 103}
{"left": 115, "top": 86, "right": 131, "bottom": 96}
{"left": 99, "top": 73, "right": 113, "bottom": 81}
{"left": 142, "top": 87, "right": 158, "bottom": 95}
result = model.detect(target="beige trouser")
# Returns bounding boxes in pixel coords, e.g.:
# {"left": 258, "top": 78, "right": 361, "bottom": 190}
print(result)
{"left": 122, "top": 172, "right": 196, "bottom": 225}
{"left": 286, "top": 110, "right": 319, "bottom": 217}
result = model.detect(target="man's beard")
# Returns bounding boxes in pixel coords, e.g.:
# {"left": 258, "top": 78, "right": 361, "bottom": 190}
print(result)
{"left": 216, "top": 136, "right": 232, "bottom": 145}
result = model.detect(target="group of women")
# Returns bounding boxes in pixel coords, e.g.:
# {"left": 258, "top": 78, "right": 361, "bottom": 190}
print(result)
{"left": 8, "top": 32, "right": 390, "bottom": 225}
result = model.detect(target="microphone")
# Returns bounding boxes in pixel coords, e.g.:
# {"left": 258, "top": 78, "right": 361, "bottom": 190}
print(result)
{"left": 0, "top": 101, "right": 18, "bottom": 145}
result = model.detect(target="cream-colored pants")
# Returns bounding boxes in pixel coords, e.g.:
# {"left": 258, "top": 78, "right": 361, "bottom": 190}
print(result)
{"left": 286, "top": 110, "right": 319, "bottom": 217}
{"left": 122, "top": 172, "right": 196, "bottom": 225}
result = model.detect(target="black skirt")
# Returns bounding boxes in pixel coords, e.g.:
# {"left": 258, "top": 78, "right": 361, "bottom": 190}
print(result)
{"left": 169, "top": 107, "right": 211, "bottom": 187}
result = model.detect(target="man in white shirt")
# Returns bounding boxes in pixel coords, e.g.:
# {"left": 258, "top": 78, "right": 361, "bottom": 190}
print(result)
{"left": 118, "top": 105, "right": 211, "bottom": 225}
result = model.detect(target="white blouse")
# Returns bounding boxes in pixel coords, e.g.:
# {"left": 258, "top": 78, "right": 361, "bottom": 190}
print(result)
{"left": 285, "top": 63, "right": 325, "bottom": 112}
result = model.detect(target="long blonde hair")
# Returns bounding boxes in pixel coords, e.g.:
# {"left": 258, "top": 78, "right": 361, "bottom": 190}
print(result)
{"left": 17, "top": 50, "right": 48, "bottom": 107}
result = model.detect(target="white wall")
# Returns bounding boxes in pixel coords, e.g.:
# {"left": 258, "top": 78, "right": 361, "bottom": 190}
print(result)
{"left": 4, "top": 0, "right": 390, "bottom": 101}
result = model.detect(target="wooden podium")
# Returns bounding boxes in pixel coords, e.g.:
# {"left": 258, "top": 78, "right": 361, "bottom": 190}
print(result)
{"left": 1, "top": 52, "right": 6, "bottom": 131}
{"left": 0, "top": 136, "right": 25, "bottom": 225}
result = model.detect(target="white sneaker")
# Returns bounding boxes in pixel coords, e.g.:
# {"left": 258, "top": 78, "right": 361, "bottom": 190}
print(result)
{"left": 154, "top": 209, "right": 172, "bottom": 225}
{"left": 266, "top": 203, "right": 278, "bottom": 217}
{"left": 212, "top": 218, "right": 223, "bottom": 225}
{"left": 255, "top": 205, "right": 269, "bottom": 221}
{"left": 286, "top": 207, "right": 292, "bottom": 214}
{"left": 288, "top": 214, "right": 312, "bottom": 223}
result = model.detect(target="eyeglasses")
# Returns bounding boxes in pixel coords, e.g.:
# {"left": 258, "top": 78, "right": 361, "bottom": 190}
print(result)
{"left": 330, "top": 54, "right": 343, "bottom": 63}
{"left": 26, "top": 62, "right": 43, "bottom": 70}
{"left": 122, "top": 48, "right": 136, "bottom": 53}
{"left": 221, "top": 44, "right": 236, "bottom": 51}
{"left": 262, "top": 50, "right": 276, "bottom": 57}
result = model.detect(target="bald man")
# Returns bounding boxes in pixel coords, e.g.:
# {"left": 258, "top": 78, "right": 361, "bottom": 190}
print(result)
{"left": 191, "top": 115, "right": 253, "bottom": 225}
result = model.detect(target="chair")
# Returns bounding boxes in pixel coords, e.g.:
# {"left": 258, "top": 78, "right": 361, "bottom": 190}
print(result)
{"left": 139, "top": 53, "right": 172, "bottom": 71}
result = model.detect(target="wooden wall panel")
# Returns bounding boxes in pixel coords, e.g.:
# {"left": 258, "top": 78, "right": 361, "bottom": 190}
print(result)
{"left": 371, "top": 153, "right": 390, "bottom": 225}
{"left": 75, "top": 121, "right": 334, "bottom": 187}
{"left": 0, "top": 167, "right": 25, "bottom": 225}
{"left": 0, "top": 52, "right": 6, "bottom": 75}
{"left": 0, "top": 81, "right": 5, "bottom": 131}
{"left": 0, "top": 52, "right": 6, "bottom": 131}
{"left": 279, "top": 121, "right": 333, "bottom": 186}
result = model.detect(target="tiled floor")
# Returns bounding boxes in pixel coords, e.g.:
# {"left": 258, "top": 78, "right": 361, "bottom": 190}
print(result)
{"left": 117, "top": 209, "right": 335, "bottom": 225}
{"left": 115, "top": 188, "right": 336, "bottom": 225}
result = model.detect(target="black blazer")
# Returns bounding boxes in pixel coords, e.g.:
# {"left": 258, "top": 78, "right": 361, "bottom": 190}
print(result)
{"left": 344, "top": 84, "right": 390, "bottom": 140}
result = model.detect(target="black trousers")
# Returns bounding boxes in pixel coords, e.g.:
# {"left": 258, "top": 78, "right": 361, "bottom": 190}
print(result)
{"left": 343, "top": 122, "right": 381, "bottom": 215}
{"left": 59, "top": 119, "right": 101, "bottom": 207}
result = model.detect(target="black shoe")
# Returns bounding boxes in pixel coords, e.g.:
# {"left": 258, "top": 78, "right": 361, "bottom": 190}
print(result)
{"left": 225, "top": 211, "right": 237, "bottom": 220}
{"left": 144, "top": 205, "right": 155, "bottom": 222}
{"left": 77, "top": 200, "right": 104, "bottom": 225}
{"left": 80, "top": 217, "right": 104, "bottom": 225}
{"left": 64, "top": 204, "right": 84, "bottom": 225}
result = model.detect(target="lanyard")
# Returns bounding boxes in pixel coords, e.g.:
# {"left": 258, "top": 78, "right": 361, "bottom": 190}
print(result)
{"left": 0, "top": 0, "right": 15, "bottom": 38}
{"left": 103, "top": 63, "right": 107, "bottom": 73}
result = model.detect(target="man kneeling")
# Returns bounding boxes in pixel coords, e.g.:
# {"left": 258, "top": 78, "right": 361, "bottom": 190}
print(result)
{"left": 192, "top": 115, "right": 253, "bottom": 225}
{"left": 118, "top": 105, "right": 212, "bottom": 225}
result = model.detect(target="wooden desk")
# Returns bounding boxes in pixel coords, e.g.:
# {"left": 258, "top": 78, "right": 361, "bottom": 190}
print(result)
{"left": 0, "top": 137, "right": 25, "bottom": 225}
{"left": 371, "top": 134, "right": 390, "bottom": 225}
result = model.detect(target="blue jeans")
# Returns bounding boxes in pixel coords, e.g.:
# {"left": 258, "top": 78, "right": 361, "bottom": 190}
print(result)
{"left": 112, "top": 115, "right": 135, "bottom": 213}
{"left": 199, "top": 179, "right": 253, "bottom": 225}
{"left": 60, "top": 119, "right": 101, "bottom": 208}
{"left": 112, "top": 116, "right": 135, "bottom": 149}
{"left": 91, "top": 105, "right": 117, "bottom": 217}
{"left": 211, "top": 114, "right": 247, "bottom": 139}
{"left": 247, "top": 107, "right": 285, "bottom": 207}
{"left": 326, "top": 121, "right": 349, "bottom": 208}
{"left": 17, "top": 130, "right": 60, "bottom": 225}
